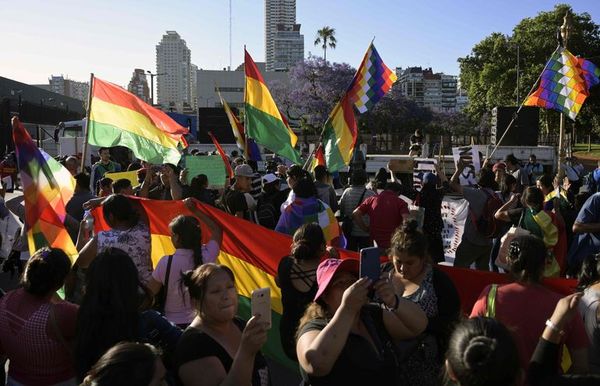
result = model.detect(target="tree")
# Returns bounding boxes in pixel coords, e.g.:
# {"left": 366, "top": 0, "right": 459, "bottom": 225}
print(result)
{"left": 314, "top": 26, "right": 337, "bottom": 61}
{"left": 270, "top": 56, "right": 355, "bottom": 135}
{"left": 459, "top": 4, "right": 600, "bottom": 135}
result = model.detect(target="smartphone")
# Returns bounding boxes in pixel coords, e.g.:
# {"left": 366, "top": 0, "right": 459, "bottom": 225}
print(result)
{"left": 360, "top": 247, "right": 381, "bottom": 284}
{"left": 251, "top": 287, "right": 272, "bottom": 329}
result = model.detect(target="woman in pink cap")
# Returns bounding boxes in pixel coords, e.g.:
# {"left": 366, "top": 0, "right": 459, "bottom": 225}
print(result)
{"left": 296, "top": 258, "right": 427, "bottom": 385}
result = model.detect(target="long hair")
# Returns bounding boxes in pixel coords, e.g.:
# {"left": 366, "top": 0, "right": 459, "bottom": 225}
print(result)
{"left": 296, "top": 300, "right": 329, "bottom": 340}
{"left": 82, "top": 342, "right": 161, "bottom": 386}
{"left": 170, "top": 215, "right": 203, "bottom": 267}
{"left": 75, "top": 248, "right": 145, "bottom": 381}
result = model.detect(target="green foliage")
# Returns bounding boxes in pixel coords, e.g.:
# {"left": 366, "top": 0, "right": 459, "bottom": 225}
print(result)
{"left": 314, "top": 26, "right": 337, "bottom": 61}
{"left": 459, "top": 4, "right": 600, "bottom": 134}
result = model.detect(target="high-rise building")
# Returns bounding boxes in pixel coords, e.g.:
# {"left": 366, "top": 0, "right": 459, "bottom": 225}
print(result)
{"left": 190, "top": 63, "right": 198, "bottom": 110}
{"left": 127, "top": 69, "right": 150, "bottom": 103}
{"left": 265, "top": 0, "right": 303, "bottom": 71}
{"left": 156, "top": 31, "right": 192, "bottom": 112}
{"left": 47, "top": 75, "right": 89, "bottom": 101}
{"left": 396, "top": 67, "right": 458, "bottom": 113}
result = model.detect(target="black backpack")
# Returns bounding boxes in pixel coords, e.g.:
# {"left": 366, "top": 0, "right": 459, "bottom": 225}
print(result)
{"left": 257, "top": 197, "right": 279, "bottom": 229}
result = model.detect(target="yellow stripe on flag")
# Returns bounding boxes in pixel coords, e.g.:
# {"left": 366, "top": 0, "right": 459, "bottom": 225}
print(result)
{"left": 104, "top": 170, "right": 140, "bottom": 188}
{"left": 90, "top": 98, "right": 180, "bottom": 149}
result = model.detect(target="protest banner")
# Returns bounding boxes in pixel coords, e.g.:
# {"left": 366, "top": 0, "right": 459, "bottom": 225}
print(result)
{"left": 412, "top": 158, "right": 437, "bottom": 191}
{"left": 0, "top": 212, "right": 20, "bottom": 258}
{"left": 452, "top": 146, "right": 483, "bottom": 185}
{"left": 104, "top": 170, "right": 140, "bottom": 188}
{"left": 441, "top": 196, "right": 469, "bottom": 264}
{"left": 185, "top": 155, "right": 227, "bottom": 187}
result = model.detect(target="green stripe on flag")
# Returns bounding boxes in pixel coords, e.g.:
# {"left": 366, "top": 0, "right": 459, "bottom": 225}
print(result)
{"left": 245, "top": 105, "right": 302, "bottom": 164}
{"left": 88, "top": 121, "right": 182, "bottom": 165}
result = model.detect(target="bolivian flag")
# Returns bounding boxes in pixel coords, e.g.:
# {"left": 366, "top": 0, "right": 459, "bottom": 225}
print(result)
{"left": 91, "top": 197, "right": 354, "bottom": 370}
{"left": 244, "top": 50, "right": 302, "bottom": 164}
{"left": 88, "top": 77, "right": 189, "bottom": 165}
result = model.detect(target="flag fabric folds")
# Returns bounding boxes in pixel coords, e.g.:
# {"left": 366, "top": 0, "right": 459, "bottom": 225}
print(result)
{"left": 244, "top": 50, "right": 302, "bottom": 164}
{"left": 322, "top": 43, "right": 396, "bottom": 172}
{"left": 310, "top": 144, "right": 326, "bottom": 172}
{"left": 91, "top": 197, "right": 312, "bottom": 370}
{"left": 217, "top": 90, "right": 261, "bottom": 161}
{"left": 90, "top": 196, "right": 578, "bottom": 370}
{"left": 322, "top": 95, "right": 358, "bottom": 172}
{"left": 88, "top": 77, "right": 189, "bottom": 165}
{"left": 208, "top": 131, "right": 235, "bottom": 179}
{"left": 524, "top": 48, "right": 600, "bottom": 120}
{"left": 276, "top": 197, "right": 340, "bottom": 244}
{"left": 12, "top": 117, "right": 78, "bottom": 262}
{"left": 347, "top": 43, "right": 398, "bottom": 113}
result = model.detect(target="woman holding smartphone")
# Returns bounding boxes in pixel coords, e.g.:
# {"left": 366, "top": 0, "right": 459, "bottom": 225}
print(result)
{"left": 388, "top": 221, "right": 461, "bottom": 385}
{"left": 296, "top": 258, "right": 427, "bottom": 386}
{"left": 175, "top": 264, "right": 271, "bottom": 386}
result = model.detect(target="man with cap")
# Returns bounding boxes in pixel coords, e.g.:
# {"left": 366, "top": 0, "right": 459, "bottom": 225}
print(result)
{"left": 493, "top": 161, "right": 507, "bottom": 185}
{"left": 256, "top": 173, "right": 287, "bottom": 229}
{"left": 221, "top": 164, "right": 256, "bottom": 221}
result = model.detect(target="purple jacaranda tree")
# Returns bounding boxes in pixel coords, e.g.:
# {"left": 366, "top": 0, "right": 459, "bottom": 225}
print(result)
{"left": 270, "top": 55, "right": 355, "bottom": 135}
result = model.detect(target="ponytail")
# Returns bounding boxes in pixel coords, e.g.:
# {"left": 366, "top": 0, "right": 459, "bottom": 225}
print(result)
{"left": 169, "top": 215, "right": 203, "bottom": 267}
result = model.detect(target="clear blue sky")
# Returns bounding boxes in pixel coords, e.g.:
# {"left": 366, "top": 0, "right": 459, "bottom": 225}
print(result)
{"left": 1, "top": 0, "right": 597, "bottom": 87}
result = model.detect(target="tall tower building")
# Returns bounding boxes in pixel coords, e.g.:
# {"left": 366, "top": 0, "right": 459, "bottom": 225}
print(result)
{"left": 156, "top": 31, "right": 192, "bottom": 112}
{"left": 127, "top": 69, "right": 150, "bottom": 103}
{"left": 265, "top": 0, "right": 303, "bottom": 71}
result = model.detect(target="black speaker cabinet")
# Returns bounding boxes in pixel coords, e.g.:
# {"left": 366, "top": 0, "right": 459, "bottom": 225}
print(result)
{"left": 196, "top": 107, "right": 236, "bottom": 143}
{"left": 491, "top": 106, "right": 539, "bottom": 146}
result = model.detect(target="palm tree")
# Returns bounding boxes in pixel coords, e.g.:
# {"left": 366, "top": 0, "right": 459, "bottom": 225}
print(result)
{"left": 314, "top": 26, "right": 337, "bottom": 61}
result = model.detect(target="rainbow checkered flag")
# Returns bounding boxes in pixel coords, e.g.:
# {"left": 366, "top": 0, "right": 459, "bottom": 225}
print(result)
{"left": 347, "top": 43, "right": 398, "bottom": 113}
{"left": 524, "top": 48, "right": 600, "bottom": 120}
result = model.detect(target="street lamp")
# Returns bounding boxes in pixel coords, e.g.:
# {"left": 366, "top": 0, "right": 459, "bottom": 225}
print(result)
{"left": 146, "top": 71, "right": 166, "bottom": 106}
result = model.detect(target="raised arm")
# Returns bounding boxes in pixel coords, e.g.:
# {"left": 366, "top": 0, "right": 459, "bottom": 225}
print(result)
{"left": 495, "top": 193, "right": 520, "bottom": 222}
{"left": 297, "top": 278, "right": 370, "bottom": 377}
{"left": 184, "top": 198, "right": 223, "bottom": 247}
{"left": 449, "top": 160, "right": 465, "bottom": 194}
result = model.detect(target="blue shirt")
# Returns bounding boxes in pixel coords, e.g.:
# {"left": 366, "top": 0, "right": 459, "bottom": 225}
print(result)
{"left": 567, "top": 192, "right": 600, "bottom": 267}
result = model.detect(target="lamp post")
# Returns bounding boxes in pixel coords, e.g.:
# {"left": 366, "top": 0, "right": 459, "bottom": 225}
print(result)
{"left": 558, "top": 11, "right": 572, "bottom": 174}
{"left": 146, "top": 71, "right": 166, "bottom": 106}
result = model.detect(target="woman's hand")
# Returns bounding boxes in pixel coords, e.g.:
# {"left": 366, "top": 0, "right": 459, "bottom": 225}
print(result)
{"left": 340, "top": 277, "right": 371, "bottom": 314}
{"left": 184, "top": 197, "right": 199, "bottom": 211}
{"left": 549, "top": 292, "right": 582, "bottom": 329}
{"left": 373, "top": 276, "right": 398, "bottom": 309}
{"left": 239, "top": 315, "right": 269, "bottom": 357}
{"left": 325, "top": 246, "right": 339, "bottom": 259}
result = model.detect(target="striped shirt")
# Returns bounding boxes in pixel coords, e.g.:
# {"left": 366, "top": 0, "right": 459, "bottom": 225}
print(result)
{"left": 339, "top": 186, "right": 376, "bottom": 237}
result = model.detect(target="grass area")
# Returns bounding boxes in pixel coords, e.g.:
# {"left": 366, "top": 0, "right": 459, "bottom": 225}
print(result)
{"left": 573, "top": 143, "right": 600, "bottom": 160}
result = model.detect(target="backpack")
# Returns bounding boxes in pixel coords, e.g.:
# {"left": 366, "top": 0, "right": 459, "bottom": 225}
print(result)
{"left": 256, "top": 197, "right": 279, "bottom": 229}
{"left": 471, "top": 188, "right": 504, "bottom": 238}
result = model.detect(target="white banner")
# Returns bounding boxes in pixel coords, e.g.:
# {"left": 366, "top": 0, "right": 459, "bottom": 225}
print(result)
{"left": 441, "top": 196, "right": 469, "bottom": 264}
{"left": 412, "top": 158, "right": 437, "bottom": 191}
{"left": 452, "top": 146, "right": 483, "bottom": 186}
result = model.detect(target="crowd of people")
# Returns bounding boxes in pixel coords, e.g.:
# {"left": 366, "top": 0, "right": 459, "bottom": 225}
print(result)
{"left": 1, "top": 145, "right": 600, "bottom": 385}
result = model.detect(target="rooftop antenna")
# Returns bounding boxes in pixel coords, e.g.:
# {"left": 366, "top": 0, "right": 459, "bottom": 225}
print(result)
{"left": 229, "top": 0, "right": 232, "bottom": 70}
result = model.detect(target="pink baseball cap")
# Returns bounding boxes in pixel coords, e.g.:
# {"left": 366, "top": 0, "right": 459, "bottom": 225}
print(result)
{"left": 492, "top": 161, "right": 507, "bottom": 172}
{"left": 314, "top": 258, "right": 360, "bottom": 301}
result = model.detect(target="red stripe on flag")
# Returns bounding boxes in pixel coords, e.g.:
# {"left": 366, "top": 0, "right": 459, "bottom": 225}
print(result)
{"left": 244, "top": 49, "right": 266, "bottom": 84}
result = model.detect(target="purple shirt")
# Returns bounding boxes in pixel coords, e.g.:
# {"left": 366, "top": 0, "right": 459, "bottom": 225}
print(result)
{"left": 152, "top": 241, "right": 220, "bottom": 324}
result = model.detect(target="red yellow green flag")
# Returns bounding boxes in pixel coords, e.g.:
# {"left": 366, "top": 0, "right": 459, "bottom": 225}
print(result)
{"left": 88, "top": 77, "right": 189, "bottom": 164}
{"left": 244, "top": 50, "right": 302, "bottom": 164}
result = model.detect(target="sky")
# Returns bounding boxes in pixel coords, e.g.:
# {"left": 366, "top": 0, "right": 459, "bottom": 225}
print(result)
{"left": 1, "top": 0, "right": 598, "bottom": 88}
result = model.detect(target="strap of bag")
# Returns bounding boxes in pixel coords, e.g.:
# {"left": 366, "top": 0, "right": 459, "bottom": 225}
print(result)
{"left": 163, "top": 255, "right": 174, "bottom": 302}
{"left": 485, "top": 284, "right": 498, "bottom": 318}
{"left": 356, "top": 188, "right": 367, "bottom": 208}
{"left": 49, "top": 303, "right": 71, "bottom": 353}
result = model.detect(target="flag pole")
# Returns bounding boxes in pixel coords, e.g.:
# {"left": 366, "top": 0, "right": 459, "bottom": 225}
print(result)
{"left": 557, "top": 11, "right": 572, "bottom": 175}
{"left": 80, "top": 73, "right": 94, "bottom": 173}
{"left": 485, "top": 45, "right": 560, "bottom": 164}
